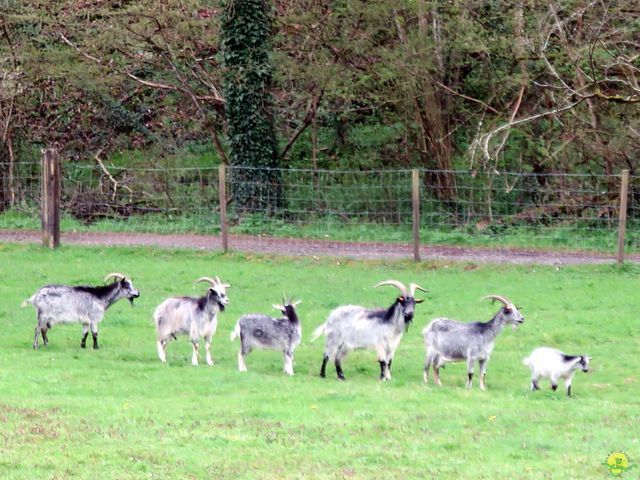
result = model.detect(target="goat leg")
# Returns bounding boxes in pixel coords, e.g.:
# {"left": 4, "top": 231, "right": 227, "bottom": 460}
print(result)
{"left": 478, "top": 359, "right": 488, "bottom": 390}
{"left": 335, "top": 359, "right": 345, "bottom": 380}
{"left": 81, "top": 324, "right": 90, "bottom": 348}
{"left": 378, "top": 360, "right": 386, "bottom": 380}
{"left": 33, "top": 327, "right": 40, "bottom": 350}
{"left": 320, "top": 354, "right": 329, "bottom": 378}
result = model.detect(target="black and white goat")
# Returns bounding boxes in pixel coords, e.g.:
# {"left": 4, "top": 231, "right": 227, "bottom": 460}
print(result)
{"left": 230, "top": 297, "right": 302, "bottom": 375}
{"left": 422, "top": 295, "right": 524, "bottom": 389}
{"left": 23, "top": 273, "right": 140, "bottom": 350}
{"left": 311, "top": 280, "right": 427, "bottom": 381}
{"left": 523, "top": 347, "right": 591, "bottom": 396}
{"left": 154, "top": 276, "right": 230, "bottom": 366}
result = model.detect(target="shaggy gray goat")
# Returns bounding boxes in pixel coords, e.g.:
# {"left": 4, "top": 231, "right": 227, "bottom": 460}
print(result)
{"left": 523, "top": 347, "right": 591, "bottom": 396}
{"left": 154, "top": 276, "right": 230, "bottom": 366}
{"left": 422, "top": 295, "right": 524, "bottom": 389}
{"left": 311, "top": 280, "right": 427, "bottom": 381}
{"left": 230, "top": 297, "right": 302, "bottom": 375}
{"left": 23, "top": 273, "right": 139, "bottom": 350}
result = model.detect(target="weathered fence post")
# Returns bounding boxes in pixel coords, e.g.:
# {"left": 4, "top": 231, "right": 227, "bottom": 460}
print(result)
{"left": 412, "top": 169, "right": 421, "bottom": 262}
{"left": 218, "top": 164, "right": 229, "bottom": 252}
{"left": 616, "top": 169, "right": 630, "bottom": 264}
{"left": 41, "top": 148, "right": 60, "bottom": 249}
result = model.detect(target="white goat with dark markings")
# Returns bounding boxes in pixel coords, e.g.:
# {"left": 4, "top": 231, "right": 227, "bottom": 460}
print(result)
{"left": 523, "top": 347, "right": 591, "bottom": 396}
{"left": 422, "top": 295, "right": 524, "bottom": 389}
{"left": 311, "top": 280, "right": 427, "bottom": 381}
{"left": 23, "top": 273, "right": 140, "bottom": 350}
{"left": 154, "top": 276, "right": 230, "bottom": 366}
{"left": 230, "top": 297, "right": 302, "bottom": 375}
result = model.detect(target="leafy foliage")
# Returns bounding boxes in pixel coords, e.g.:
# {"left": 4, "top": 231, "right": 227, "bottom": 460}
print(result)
{"left": 1, "top": 1, "right": 639, "bottom": 218}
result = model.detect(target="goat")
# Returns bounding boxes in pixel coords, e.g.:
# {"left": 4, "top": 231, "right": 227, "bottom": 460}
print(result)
{"left": 422, "top": 295, "right": 524, "bottom": 390}
{"left": 523, "top": 347, "right": 591, "bottom": 396}
{"left": 23, "top": 273, "right": 140, "bottom": 350}
{"left": 311, "top": 280, "right": 427, "bottom": 381}
{"left": 154, "top": 276, "right": 230, "bottom": 366}
{"left": 230, "top": 296, "right": 302, "bottom": 375}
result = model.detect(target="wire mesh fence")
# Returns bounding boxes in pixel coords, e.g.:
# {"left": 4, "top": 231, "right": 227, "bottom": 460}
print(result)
{"left": 0, "top": 159, "right": 222, "bottom": 234}
{"left": 1, "top": 156, "right": 637, "bottom": 256}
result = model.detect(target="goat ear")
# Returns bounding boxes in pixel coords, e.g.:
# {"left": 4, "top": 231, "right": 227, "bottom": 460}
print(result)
{"left": 397, "top": 296, "right": 405, "bottom": 302}
{"left": 415, "top": 298, "right": 425, "bottom": 304}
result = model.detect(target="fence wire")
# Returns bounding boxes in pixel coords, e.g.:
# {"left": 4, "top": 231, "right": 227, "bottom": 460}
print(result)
{"left": 1, "top": 159, "right": 637, "bottom": 254}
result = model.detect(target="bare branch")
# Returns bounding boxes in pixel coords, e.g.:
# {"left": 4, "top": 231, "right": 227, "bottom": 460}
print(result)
{"left": 59, "top": 33, "right": 224, "bottom": 104}
{"left": 94, "top": 149, "right": 133, "bottom": 202}
{"left": 435, "top": 81, "right": 500, "bottom": 114}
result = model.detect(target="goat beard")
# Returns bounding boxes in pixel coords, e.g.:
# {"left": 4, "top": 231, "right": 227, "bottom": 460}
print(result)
{"left": 129, "top": 298, "right": 135, "bottom": 306}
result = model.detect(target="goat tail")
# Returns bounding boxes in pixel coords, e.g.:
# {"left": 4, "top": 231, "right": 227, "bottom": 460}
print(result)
{"left": 310, "top": 322, "right": 327, "bottom": 342}
{"left": 522, "top": 355, "right": 531, "bottom": 368}
{"left": 230, "top": 322, "right": 241, "bottom": 341}
{"left": 21, "top": 295, "right": 35, "bottom": 308}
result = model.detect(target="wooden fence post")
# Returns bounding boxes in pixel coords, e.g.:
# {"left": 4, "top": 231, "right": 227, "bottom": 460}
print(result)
{"left": 616, "top": 169, "right": 630, "bottom": 264}
{"left": 219, "top": 164, "right": 229, "bottom": 252}
{"left": 41, "top": 148, "right": 60, "bottom": 249}
{"left": 412, "top": 169, "right": 421, "bottom": 262}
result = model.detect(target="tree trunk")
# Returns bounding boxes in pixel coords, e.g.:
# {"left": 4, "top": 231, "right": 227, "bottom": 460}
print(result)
{"left": 221, "top": 0, "right": 283, "bottom": 214}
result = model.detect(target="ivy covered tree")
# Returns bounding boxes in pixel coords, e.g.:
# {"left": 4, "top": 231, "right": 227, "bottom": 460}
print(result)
{"left": 220, "top": 0, "right": 282, "bottom": 214}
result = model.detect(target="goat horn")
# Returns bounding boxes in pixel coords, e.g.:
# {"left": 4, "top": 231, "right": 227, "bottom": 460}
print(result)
{"left": 481, "top": 295, "right": 514, "bottom": 308}
{"left": 374, "top": 280, "right": 407, "bottom": 296}
{"left": 272, "top": 304, "right": 285, "bottom": 311}
{"left": 195, "top": 277, "right": 217, "bottom": 287}
{"left": 409, "top": 283, "right": 429, "bottom": 297}
{"left": 104, "top": 273, "right": 126, "bottom": 282}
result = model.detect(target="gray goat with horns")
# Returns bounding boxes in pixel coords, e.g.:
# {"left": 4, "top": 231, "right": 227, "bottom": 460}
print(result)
{"left": 154, "top": 276, "right": 230, "bottom": 366}
{"left": 23, "top": 273, "right": 140, "bottom": 350}
{"left": 311, "top": 280, "right": 427, "bottom": 381}
{"left": 230, "top": 296, "right": 302, "bottom": 375}
{"left": 422, "top": 295, "right": 524, "bottom": 390}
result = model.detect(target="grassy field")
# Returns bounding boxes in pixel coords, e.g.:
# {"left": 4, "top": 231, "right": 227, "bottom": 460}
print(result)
{"left": 0, "top": 243, "right": 638, "bottom": 479}
{"left": 0, "top": 208, "right": 635, "bottom": 253}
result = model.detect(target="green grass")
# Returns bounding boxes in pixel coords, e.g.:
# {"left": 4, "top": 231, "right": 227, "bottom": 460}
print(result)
{"left": 0, "top": 243, "right": 638, "bottom": 479}
{"left": 2, "top": 209, "right": 638, "bottom": 253}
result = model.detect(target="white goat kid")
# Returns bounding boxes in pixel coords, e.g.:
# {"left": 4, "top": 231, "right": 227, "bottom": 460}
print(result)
{"left": 523, "top": 347, "right": 591, "bottom": 396}
{"left": 154, "top": 276, "right": 230, "bottom": 366}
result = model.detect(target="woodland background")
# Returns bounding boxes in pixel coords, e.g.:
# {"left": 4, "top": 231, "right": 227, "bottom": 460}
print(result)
{"left": 0, "top": 1, "right": 638, "bottom": 223}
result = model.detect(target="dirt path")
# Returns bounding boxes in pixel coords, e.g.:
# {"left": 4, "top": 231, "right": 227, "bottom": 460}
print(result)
{"left": 0, "top": 229, "right": 635, "bottom": 265}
